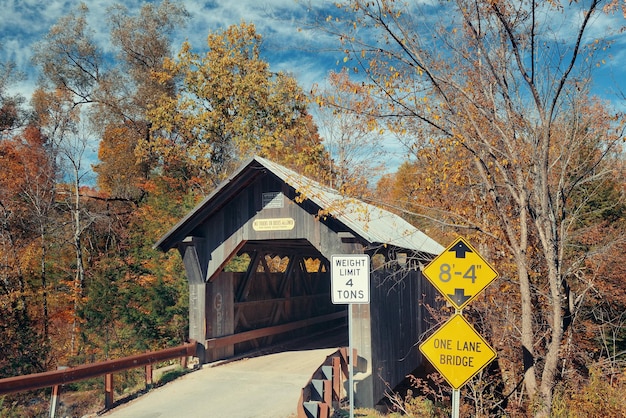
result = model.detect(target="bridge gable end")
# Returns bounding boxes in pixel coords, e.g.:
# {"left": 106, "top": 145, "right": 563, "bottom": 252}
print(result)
{"left": 163, "top": 163, "right": 360, "bottom": 284}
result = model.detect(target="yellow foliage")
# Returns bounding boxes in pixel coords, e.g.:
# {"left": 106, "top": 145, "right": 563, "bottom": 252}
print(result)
{"left": 552, "top": 366, "right": 626, "bottom": 417}
{"left": 143, "top": 22, "right": 330, "bottom": 186}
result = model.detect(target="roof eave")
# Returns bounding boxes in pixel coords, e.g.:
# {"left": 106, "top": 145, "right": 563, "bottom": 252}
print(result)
{"left": 154, "top": 157, "right": 261, "bottom": 252}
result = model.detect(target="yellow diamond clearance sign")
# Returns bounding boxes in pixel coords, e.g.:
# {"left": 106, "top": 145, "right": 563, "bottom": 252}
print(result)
{"left": 422, "top": 237, "right": 498, "bottom": 310}
{"left": 419, "top": 314, "right": 497, "bottom": 389}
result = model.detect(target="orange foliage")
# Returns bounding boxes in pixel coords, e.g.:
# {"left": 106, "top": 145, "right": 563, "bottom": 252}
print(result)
{"left": 94, "top": 123, "right": 147, "bottom": 200}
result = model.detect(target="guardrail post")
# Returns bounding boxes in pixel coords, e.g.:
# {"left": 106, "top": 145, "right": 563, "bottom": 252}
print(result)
{"left": 145, "top": 364, "right": 153, "bottom": 389}
{"left": 49, "top": 384, "right": 60, "bottom": 418}
{"left": 104, "top": 373, "right": 114, "bottom": 409}
{"left": 332, "top": 356, "right": 341, "bottom": 403}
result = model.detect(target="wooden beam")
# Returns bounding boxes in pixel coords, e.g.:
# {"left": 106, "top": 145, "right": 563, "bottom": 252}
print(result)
{"left": 206, "top": 311, "right": 347, "bottom": 349}
{"left": 233, "top": 294, "right": 329, "bottom": 336}
{"left": 235, "top": 250, "right": 260, "bottom": 302}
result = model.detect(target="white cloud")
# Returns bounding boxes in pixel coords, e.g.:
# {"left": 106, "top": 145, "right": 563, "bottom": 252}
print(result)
{"left": 1, "top": 0, "right": 624, "bottom": 175}
{"left": 0, "top": 0, "right": 345, "bottom": 94}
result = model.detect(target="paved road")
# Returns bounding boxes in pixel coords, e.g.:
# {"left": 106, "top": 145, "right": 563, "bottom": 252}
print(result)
{"left": 102, "top": 345, "right": 341, "bottom": 418}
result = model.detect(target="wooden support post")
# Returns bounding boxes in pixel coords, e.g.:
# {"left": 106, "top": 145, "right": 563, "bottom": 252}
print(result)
{"left": 319, "top": 402, "right": 330, "bottom": 418}
{"left": 332, "top": 356, "right": 341, "bottom": 403}
{"left": 187, "top": 282, "right": 207, "bottom": 360}
{"left": 322, "top": 379, "right": 332, "bottom": 405}
{"left": 206, "top": 273, "right": 234, "bottom": 362}
{"left": 339, "top": 347, "right": 349, "bottom": 378}
{"left": 104, "top": 373, "right": 114, "bottom": 409}
{"left": 145, "top": 364, "right": 153, "bottom": 389}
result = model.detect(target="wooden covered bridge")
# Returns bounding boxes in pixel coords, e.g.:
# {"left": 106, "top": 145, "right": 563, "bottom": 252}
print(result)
{"left": 155, "top": 156, "right": 443, "bottom": 408}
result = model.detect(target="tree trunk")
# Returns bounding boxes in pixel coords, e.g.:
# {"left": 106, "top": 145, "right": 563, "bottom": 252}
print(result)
{"left": 70, "top": 165, "right": 85, "bottom": 356}
{"left": 40, "top": 229, "right": 49, "bottom": 342}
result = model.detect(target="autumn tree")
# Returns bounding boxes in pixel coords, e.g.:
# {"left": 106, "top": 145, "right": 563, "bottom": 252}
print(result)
{"left": 0, "top": 125, "right": 56, "bottom": 377}
{"left": 93, "top": 1, "right": 188, "bottom": 200}
{"left": 14, "top": 127, "right": 58, "bottom": 344}
{"left": 312, "top": 69, "right": 387, "bottom": 197}
{"left": 0, "top": 55, "right": 60, "bottom": 379}
{"left": 31, "top": 5, "right": 106, "bottom": 354}
{"left": 142, "top": 22, "right": 330, "bottom": 190}
{"left": 316, "top": 1, "right": 625, "bottom": 416}
{"left": 95, "top": 123, "right": 147, "bottom": 200}
{"left": 32, "top": 3, "right": 103, "bottom": 108}
{"left": 377, "top": 101, "right": 625, "bottom": 413}
{"left": 106, "top": 0, "right": 187, "bottom": 122}
{"left": 32, "top": 1, "right": 188, "bottom": 201}
{"left": 28, "top": 1, "right": 192, "bottom": 360}
{"left": 30, "top": 85, "right": 96, "bottom": 356}
{"left": 0, "top": 50, "right": 26, "bottom": 137}
{"left": 78, "top": 182, "right": 190, "bottom": 360}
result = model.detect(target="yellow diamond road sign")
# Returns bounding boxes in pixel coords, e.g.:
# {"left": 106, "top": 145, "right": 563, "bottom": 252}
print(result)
{"left": 419, "top": 314, "right": 497, "bottom": 389}
{"left": 422, "top": 237, "right": 498, "bottom": 310}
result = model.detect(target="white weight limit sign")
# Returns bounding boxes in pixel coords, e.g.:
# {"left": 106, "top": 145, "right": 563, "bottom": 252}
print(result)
{"left": 331, "top": 254, "right": 370, "bottom": 304}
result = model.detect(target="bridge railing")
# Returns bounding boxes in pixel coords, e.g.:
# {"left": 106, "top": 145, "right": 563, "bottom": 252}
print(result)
{"left": 297, "top": 346, "right": 355, "bottom": 418}
{"left": 204, "top": 311, "right": 347, "bottom": 362}
{"left": 205, "top": 311, "right": 347, "bottom": 351}
{"left": 0, "top": 339, "right": 199, "bottom": 411}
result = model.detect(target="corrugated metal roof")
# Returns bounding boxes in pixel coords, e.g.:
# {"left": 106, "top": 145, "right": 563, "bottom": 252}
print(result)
{"left": 254, "top": 156, "right": 443, "bottom": 255}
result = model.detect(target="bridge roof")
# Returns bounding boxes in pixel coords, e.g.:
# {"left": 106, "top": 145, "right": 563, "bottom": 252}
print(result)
{"left": 155, "top": 156, "right": 443, "bottom": 255}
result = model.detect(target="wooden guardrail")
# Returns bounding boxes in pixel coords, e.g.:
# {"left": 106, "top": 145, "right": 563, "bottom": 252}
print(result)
{"left": 206, "top": 311, "right": 347, "bottom": 349}
{"left": 0, "top": 339, "right": 199, "bottom": 411}
{"left": 297, "top": 347, "right": 354, "bottom": 418}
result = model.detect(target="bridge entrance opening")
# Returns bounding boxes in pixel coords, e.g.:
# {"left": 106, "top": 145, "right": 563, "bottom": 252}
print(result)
{"left": 210, "top": 239, "right": 346, "bottom": 358}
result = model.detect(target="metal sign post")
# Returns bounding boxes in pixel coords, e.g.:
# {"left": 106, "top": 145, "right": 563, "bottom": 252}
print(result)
{"left": 452, "top": 387, "right": 461, "bottom": 418}
{"left": 348, "top": 305, "right": 354, "bottom": 418}
{"left": 451, "top": 308, "right": 461, "bottom": 418}
{"left": 331, "top": 254, "right": 370, "bottom": 418}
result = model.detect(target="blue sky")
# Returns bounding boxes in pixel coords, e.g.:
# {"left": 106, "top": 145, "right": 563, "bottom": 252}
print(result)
{"left": 2, "top": 0, "right": 625, "bottom": 111}
{"left": 1, "top": 0, "right": 625, "bottom": 179}
{"left": 0, "top": 0, "right": 343, "bottom": 99}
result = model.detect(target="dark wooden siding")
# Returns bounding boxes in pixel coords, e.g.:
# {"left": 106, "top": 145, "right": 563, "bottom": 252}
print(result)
{"left": 192, "top": 172, "right": 362, "bottom": 282}
{"left": 369, "top": 267, "right": 438, "bottom": 403}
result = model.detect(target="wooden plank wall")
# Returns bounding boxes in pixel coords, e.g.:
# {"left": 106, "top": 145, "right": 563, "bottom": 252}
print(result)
{"left": 369, "top": 266, "right": 438, "bottom": 405}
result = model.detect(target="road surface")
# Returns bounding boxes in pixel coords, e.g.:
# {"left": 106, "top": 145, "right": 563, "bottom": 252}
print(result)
{"left": 102, "top": 343, "right": 342, "bottom": 418}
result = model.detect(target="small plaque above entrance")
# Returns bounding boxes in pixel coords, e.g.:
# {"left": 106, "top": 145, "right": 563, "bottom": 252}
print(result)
{"left": 262, "top": 191, "right": 284, "bottom": 208}
{"left": 252, "top": 218, "right": 295, "bottom": 231}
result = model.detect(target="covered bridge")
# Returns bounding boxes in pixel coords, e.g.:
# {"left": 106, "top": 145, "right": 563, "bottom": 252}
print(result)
{"left": 155, "top": 156, "right": 443, "bottom": 407}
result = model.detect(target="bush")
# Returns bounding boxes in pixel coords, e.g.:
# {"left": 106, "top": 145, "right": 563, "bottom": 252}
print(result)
{"left": 552, "top": 366, "right": 626, "bottom": 418}
{"left": 386, "top": 390, "right": 439, "bottom": 417}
